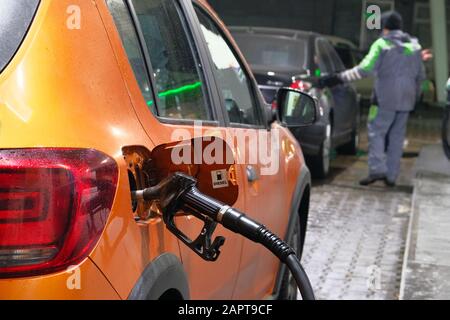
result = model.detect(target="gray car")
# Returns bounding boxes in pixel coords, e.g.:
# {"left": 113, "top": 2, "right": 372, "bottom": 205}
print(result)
{"left": 230, "top": 26, "right": 360, "bottom": 178}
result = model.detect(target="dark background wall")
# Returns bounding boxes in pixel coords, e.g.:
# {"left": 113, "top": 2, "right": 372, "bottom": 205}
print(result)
{"left": 209, "top": 0, "right": 336, "bottom": 35}
{"left": 208, "top": 0, "right": 446, "bottom": 48}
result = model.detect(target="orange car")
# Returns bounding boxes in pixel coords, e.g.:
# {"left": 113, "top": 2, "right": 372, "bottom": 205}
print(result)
{"left": 0, "top": 0, "right": 314, "bottom": 299}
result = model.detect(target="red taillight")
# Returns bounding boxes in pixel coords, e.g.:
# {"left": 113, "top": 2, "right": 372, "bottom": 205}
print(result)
{"left": 0, "top": 148, "right": 118, "bottom": 278}
{"left": 290, "top": 80, "right": 312, "bottom": 92}
{"left": 271, "top": 100, "right": 278, "bottom": 110}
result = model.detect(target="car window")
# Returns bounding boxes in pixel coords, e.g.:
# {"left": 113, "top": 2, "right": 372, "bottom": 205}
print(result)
{"left": 315, "top": 39, "right": 333, "bottom": 75}
{"left": 131, "top": 0, "right": 213, "bottom": 120}
{"left": 106, "top": 0, "right": 156, "bottom": 113}
{"left": 194, "top": 7, "right": 262, "bottom": 126}
{"left": 0, "top": 0, "right": 40, "bottom": 73}
{"left": 111, "top": 0, "right": 212, "bottom": 120}
{"left": 326, "top": 42, "right": 346, "bottom": 72}
{"left": 334, "top": 46, "right": 355, "bottom": 69}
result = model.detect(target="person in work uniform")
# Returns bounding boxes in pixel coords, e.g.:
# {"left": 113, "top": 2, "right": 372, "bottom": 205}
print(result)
{"left": 322, "top": 11, "right": 426, "bottom": 186}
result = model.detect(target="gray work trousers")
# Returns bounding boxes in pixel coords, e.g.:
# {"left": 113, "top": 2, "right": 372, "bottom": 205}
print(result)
{"left": 368, "top": 108, "right": 410, "bottom": 182}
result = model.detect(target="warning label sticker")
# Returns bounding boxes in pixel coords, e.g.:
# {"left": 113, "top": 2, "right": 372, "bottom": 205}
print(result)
{"left": 211, "top": 169, "right": 229, "bottom": 189}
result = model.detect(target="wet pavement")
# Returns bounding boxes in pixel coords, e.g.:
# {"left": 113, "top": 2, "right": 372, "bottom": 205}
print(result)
{"left": 301, "top": 106, "right": 443, "bottom": 300}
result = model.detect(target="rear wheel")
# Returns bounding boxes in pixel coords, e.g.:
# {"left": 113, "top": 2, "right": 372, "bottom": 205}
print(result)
{"left": 307, "top": 124, "right": 331, "bottom": 179}
{"left": 337, "top": 128, "right": 359, "bottom": 155}
{"left": 338, "top": 109, "right": 361, "bottom": 155}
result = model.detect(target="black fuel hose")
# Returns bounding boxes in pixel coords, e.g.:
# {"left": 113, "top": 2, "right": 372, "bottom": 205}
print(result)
{"left": 181, "top": 185, "right": 316, "bottom": 300}
{"left": 133, "top": 173, "right": 315, "bottom": 300}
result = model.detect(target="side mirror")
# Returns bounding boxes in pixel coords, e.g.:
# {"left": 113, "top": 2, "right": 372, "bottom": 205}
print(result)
{"left": 277, "top": 87, "right": 320, "bottom": 127}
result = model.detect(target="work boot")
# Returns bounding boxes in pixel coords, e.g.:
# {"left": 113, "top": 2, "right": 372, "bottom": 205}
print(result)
{"left": 384, "top": 178, "right": 396, "bottom": 187}
{"left": 359, "top": 174, "right": 386, "bottom": 186}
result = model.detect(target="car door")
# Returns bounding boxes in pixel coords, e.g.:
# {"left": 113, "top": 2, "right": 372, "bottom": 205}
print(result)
{"left": 192, "top": 3, "right": 291, "bottom": 299}
{"left": 315, "top": 38, "right": 343, "bottom": 134}
{"left": 326, "top": 41, "right": 358, "bottom": 139}
{"left": 317, "top": 38, "right": 350, "bottom": 142}
{"left": 103, "top": 0, "right": 245, "bottom": 299}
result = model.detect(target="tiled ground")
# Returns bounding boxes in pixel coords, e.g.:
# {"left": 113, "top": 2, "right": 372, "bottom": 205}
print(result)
{"left": 301, "top": 106, "right": 442, "bottom": 300}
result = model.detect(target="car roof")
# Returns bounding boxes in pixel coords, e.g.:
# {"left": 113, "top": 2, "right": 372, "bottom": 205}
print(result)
{"left": 228, "top": 26, "right": 319, "bottom": 41}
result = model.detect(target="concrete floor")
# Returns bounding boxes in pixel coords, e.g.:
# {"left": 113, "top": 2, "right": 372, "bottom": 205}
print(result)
{"left": 301, "top": 106, "right": 443, "bottom": 300}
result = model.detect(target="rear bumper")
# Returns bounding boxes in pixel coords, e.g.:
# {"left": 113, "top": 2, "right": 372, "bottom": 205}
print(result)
{"left": 0, "top": 258, "right": 120, "bottom": 300}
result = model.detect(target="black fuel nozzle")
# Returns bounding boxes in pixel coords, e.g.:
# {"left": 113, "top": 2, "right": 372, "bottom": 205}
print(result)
{"left": 132, "top": 173, "right": 226, "bottom": 261}
{"left": 132, "top": 172, "right": 197, "bottom": 215}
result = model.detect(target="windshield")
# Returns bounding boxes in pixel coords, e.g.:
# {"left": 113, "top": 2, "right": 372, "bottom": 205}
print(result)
{"left": 0, "top": 0, "right": 40, "bottom": 73}
{"left": 232, "top": 33, "right": 308, "bottom": 72}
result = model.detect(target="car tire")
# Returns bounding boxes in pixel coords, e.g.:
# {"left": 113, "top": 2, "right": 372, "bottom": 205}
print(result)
{"left": 307, "top": 124, "right": 331, "bottom": 179}
{"left": 337, "top": 128, "right": 359, "bottom": 155}
{"left": 278, "top": 216, "right": 302, "bottom": 300}
{"left": 338, "top": 108, "right": 361, "bottom": 155}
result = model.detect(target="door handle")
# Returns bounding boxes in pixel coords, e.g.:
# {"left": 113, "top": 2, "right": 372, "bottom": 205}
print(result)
{"left": 246, "top": 165, "right": 259, "bottom": 182}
